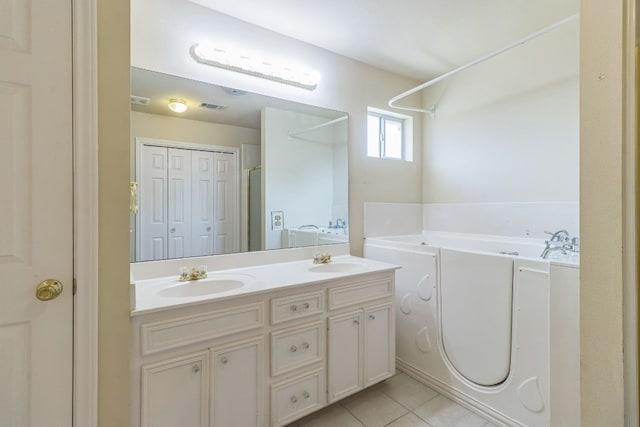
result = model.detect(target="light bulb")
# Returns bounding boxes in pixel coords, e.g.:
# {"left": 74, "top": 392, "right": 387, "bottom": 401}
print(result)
{"left": 168, "top": 99, "right": 187, "bottom": 113}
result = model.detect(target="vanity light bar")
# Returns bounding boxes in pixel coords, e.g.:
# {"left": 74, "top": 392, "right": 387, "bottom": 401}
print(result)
{"left": 190, "top": 43, "right": 321, "bottom": 91}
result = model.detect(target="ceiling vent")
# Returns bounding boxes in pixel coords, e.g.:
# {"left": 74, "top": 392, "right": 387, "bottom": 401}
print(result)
{"left": 200, "top": 102, "right": 227, "bottom": 110}
{"left": 130, "top": 95, "right": 150, "bottom": 106}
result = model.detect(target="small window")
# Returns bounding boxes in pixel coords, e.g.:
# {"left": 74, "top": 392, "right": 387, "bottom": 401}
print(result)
{"left": 367, "top": 108, "right": 412, "bottom": 161}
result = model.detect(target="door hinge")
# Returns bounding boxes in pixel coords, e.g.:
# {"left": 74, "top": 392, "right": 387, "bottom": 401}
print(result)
{"left": 73, "top": 278, "right": 77, "bottom": 296}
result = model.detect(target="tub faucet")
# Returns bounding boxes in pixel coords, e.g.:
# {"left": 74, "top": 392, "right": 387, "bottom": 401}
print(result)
{"left": 540, "top": 230, "right": 579, "bottom": 259}
{"left": 330, "top": 218, "right": 347, "bottom": 234}
{"left": 540, "top": 245, "right": 568, "bottom": 259}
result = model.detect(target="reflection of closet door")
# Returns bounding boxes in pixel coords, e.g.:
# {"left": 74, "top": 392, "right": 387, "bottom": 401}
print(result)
{"left": 139, "top": 145, "right": 168, "bottom": 261}
{"left": 191, "top": 151, "right": 215, "bottom": 256}
{"left": 167, "top": 148, "right": 192, "bottom": 259}
{"left": 213, "top": 152, "right": 237, "bottom": 254}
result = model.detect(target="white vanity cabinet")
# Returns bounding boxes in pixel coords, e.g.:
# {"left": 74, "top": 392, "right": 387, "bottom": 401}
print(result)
{"left": 131, "top": 298, "right": 266, "bottom": 427}
{"left": 140, "top": 350, "right": 210, "bottom": 427}
{"left": 131, "top": 266, "right": 396, "bottom": 427}
{"left": 327, "top": 302, "right": 395, "bottom": 402}
{"left": 139, "top": 337, "right": 263, "bottom": 427}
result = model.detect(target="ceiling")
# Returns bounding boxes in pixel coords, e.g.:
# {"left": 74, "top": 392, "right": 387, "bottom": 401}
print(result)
{"left": 131, "top": 0, "right": 579, "bottom": 124}
{"left": 189, "top": 0, "right": 579, "bottom": 81}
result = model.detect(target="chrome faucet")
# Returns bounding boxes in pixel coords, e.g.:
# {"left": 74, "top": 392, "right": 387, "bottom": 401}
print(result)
{"left": 540, "top": 230, "right": 579, "bottom": 259}
{"left": 329, "top": 218, "right": 347, "bottom": 234}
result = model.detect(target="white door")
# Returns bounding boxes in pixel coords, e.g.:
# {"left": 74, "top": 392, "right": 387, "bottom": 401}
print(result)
{"left": 191, "top": 151, "right": 215, "bottom": 256}
{"left": 213, "top": 152, "right": 237, "bottom": 254}
{"left": 138, "top": 145, "right": 168, "bottom": 261}
{"left": 0, "top": 0, "right": 73, "bottom": 425}
{"left": 167, "top": 148, "right": 192, "bottom": 259}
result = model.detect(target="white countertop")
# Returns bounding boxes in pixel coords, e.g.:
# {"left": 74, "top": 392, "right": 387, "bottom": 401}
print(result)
{"left": 131, "top": 255, "right": 399, "bottom": 316}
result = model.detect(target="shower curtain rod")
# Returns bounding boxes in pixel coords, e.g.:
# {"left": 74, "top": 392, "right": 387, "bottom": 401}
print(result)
{"left": 388, "top": 12, "right": 579, "bottom": 116}
{"left": 288, "top": 115, "right": 348, "bottom": 139}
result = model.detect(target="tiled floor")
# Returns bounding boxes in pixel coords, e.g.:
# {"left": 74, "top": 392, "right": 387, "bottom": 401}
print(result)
{"left": 286, "top": 372, "right": 497, "bottom": 427}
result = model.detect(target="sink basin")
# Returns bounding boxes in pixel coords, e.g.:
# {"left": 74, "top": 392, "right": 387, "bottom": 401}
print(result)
{"left": 157, "top": 277, "right": 246, "bottom": 298}
{"left": 308, "top": 262, "right": 366, "bottom": 273}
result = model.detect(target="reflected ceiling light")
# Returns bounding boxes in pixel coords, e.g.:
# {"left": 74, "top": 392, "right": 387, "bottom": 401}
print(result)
{"left": 168, "top": 98, "right": 187, "bottom": 113}
{"left": 190, "top": 42, "right": 321, "bottom": 91}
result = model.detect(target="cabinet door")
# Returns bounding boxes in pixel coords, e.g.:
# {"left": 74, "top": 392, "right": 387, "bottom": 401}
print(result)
{"left": 328, "top": 311, "right": 363, "bottom": 402}
{"left": 140, "top": 350, "right": 209, "bottom": 427}
{"left": 364, "top": 303, "right": 395, "bottom": 386}
{"left": 212, "top": 337, "right": 263, "bottom": 427}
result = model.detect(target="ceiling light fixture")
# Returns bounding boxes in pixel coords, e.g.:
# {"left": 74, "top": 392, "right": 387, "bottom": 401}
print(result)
{"left": 190, "top": 42, "right": 321, "bottom": 91}
{"left": 167, "top": 98, "right": 187, "bottom": 113}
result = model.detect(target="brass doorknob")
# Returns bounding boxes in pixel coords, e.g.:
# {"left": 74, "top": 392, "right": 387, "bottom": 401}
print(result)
{"left": 35, "top": 279, "right": 63, "bottom": 301}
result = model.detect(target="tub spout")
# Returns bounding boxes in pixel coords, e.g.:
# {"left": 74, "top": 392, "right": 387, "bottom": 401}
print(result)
{"left": 540, "top": 246, "right": 568, "bottom": 259}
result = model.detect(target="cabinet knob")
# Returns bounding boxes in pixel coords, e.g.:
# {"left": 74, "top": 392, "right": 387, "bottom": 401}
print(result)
{"left": 191, "top": 364, "right": 200, "bottom": 373}
{"left": 290, "top": 396, "right": 298, "bottom": 404}
{"left": 369, "top": 314, "right": 376, "bottom": 320}
{"left": 302, "top": 391, "right": 310, "bottom": 399}
{"left": 301, "top": 342, "right": 310, "bottom": 350}
{"left": 220, "top": 356, "right": 228, "bottom": 365}
{"left": 290, "top": 345, "right": 298, "bottom": 353}
{"left": 301, "top": 302, "right": 310, "bottom": 310}
{"left": 353, "top": 319, "right": 360, "bottom": 326}
{"left": 206, "top": 226, "right": 212, "bottom": 232}
{"left": 170, "top": 228, "right": 176, "bottom": 233}
{"left": 290, "top": 304, "right": 298, "bottom": 312}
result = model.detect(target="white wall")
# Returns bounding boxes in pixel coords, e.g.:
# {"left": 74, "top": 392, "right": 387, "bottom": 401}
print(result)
{"left": 131, "top": 0, "right": 424, "bottom": 255}
{"left": 421, "top": 16, "right": 579, "bottom": 231}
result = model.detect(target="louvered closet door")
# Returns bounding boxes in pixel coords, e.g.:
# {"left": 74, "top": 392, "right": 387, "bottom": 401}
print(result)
{"left": 191, "top": 150, "right": 215, "bottom": 256}
{"left": 139, "top": 145, "right": 168, "bottom": 261}
{"left": 167, "top": 148, "right": 192, "bottom": 259}
{"left": 213, "top": 152, "right": 238, "bottom": 254}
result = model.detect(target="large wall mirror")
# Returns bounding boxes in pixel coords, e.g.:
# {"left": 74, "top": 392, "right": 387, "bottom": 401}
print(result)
{"left": 130, "top": 67, "right": 349, "bottom": 262}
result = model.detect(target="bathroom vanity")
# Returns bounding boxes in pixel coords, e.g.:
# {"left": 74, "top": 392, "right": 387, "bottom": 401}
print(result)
{"left": 130, "top": 255, "right": 398, "bottom": 427}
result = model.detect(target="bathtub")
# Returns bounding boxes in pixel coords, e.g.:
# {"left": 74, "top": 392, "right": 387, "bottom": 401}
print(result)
{"left": 364, "top": 231, "right": 580, "bottom": 427}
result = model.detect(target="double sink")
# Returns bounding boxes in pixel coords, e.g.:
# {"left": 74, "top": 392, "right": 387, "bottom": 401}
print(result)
{"left": 153, "top": 260, "right": 368, "bottom": 299}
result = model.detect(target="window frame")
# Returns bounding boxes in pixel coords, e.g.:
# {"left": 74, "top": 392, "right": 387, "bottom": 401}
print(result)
{"left": 366, "top": 108, "right": 413, "bottom": 161}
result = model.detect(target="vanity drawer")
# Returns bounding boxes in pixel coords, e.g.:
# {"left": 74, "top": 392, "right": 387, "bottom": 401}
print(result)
{"left": 271, "top": 291, "right": 324, "bottom": 325}
{"left": 271, "top": 322, "right": 324, "bottom": 377}
{"left": 271, "top": 368, "right": 325, "bottom": 427}
{"left": 328, "top": 276, "right": 393, "bottom": 310}
{"left": 141, "top": 302, "right": 264, "bottom": 355}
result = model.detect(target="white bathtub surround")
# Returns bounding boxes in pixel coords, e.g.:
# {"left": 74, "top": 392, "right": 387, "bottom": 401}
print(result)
{"left": 282, "top": 227, "right": 349, "bottom": 249}
{"left": 363, "top": 202, "right": 423, "bottom": 238}
{"left": 422, "top": 202, "right": 579, "bottom": 239}
{"left": 363, "top": 201, "right": 579, "bottom": 241}
{"left": 363, "top": 234, "right": 580, "bottom": 426}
